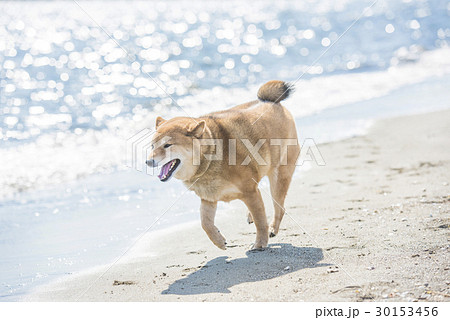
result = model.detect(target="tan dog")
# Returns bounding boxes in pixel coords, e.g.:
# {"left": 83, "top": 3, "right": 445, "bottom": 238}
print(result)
{"left": 147, "top": 80, "right": 299, "bottom": 249}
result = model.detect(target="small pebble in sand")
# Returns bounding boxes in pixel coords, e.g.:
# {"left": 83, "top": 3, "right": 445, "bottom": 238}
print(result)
{"left": 401, "top": 218, "right": 407, "bottom": 222}
{"left": 419, "top": 293, "right": 431, "bottom": 300}
{"left": 113, "top": 280, "right": 135, "bottom": 286}
{"left": 327, "top": 267, "right": 339, "bottom": 273}
{"left": 367, "top": 266, "right": 375, "bottom": 270}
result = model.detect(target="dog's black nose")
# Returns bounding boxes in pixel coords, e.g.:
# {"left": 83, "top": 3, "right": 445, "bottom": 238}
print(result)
{"left": 146, "top": 159, "right": 157, "bottom": 167}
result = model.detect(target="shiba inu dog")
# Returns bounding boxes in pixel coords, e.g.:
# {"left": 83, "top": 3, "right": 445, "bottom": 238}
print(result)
{"left": 147, "top": 80, "right": 300, "bottom": 249}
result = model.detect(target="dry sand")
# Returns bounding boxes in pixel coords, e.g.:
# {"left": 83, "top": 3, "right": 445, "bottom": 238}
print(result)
{"left": 26, "top": 110, "right": 450, "bottom": 302}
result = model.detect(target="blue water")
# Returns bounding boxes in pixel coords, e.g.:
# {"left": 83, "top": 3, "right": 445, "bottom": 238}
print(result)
{"left": 1, "top": 0, "right": 449, "bottom": 145}
{"left": 0, "top": 0, "right": 449, "bottom": 300}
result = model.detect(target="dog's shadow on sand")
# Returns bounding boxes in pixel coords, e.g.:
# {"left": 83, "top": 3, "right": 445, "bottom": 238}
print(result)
{"left": 161, "top": 243, "right": 328, "bottom": 295}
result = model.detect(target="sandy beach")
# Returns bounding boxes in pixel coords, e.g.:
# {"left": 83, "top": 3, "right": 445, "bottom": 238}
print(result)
{"left": 25, "top": 110, "right": 450, "bottom": 302}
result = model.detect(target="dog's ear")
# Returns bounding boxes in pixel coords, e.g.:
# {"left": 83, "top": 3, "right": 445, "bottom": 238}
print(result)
{"left": 155, "top": 116, "right": 166, "bottom": 129}
{"left": 187, "top": 120, "right": 206, "bottom": 138}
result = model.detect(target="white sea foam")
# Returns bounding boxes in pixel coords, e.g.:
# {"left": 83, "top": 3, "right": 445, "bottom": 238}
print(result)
{"left": 179, "top": 47, "right": 450, "bottom": 117}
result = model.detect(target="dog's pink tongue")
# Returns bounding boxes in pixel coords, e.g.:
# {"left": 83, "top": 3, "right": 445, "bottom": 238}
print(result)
{"left": 158, "top": 160, "right": 173, "bottom": 179}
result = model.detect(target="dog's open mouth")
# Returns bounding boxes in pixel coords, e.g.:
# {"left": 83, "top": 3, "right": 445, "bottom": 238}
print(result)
{"left": 158, "top": 159, "right": 180, "bottom": 182}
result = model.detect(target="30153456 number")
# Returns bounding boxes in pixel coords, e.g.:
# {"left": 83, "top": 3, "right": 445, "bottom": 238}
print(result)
{"left": 375, "top": 307, "right": 438, "bottom": 317}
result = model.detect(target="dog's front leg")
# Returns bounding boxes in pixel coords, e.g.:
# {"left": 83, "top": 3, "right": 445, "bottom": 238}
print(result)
{"left": 242, "top": 189, "right": 269, "bottom": 249}
{"left": 200, "top": 199, "right": 227, "bottom": 250}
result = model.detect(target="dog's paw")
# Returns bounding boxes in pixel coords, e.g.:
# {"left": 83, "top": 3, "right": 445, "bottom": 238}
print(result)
{"left": 216, "top": 242, "right": 227, "bottom": 250}
{"left": 247, "top": 211, "right": 254, "bottom": 224}
{"left": 249, "top": 243, "right": 266, "bottom": 251}
{"left": 213, "top": 232, "right": 227, "bottom": 250}
{"left": 250, "top": 238, "right": 268, "bottom": 250}
{"left": 269, "top": 225, "right": 278, "bottom": 237}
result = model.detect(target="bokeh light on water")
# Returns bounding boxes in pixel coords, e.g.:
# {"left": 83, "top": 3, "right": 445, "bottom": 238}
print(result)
{"left": 1, "top": 0, "right": 448, "bottom": 146}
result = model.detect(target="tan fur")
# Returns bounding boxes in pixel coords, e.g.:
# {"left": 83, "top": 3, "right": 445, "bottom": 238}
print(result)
{"left": 147, "top": 80, "right": 300, "bottom": 249}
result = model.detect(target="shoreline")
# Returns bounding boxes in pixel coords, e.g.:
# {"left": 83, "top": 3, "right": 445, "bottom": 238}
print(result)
{"left": 25, "top": 109, "right": 450, "bottom": 301}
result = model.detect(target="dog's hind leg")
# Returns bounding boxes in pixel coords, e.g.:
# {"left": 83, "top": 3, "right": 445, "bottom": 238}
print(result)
{"left": 242, "top": 188, "right": 268, "bottom": 249}
{"left": 201, "top": 199, "right": 227, "bottom": 250}
{"left": 268, "top": 164, "right": 296, "bottom": 237}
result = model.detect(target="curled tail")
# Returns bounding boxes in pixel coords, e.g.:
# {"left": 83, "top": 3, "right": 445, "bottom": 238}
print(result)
{"left": 257, "top": 80, "right": 293, "bottom": 103}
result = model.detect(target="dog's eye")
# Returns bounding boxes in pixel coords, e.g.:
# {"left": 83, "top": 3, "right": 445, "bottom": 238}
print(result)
{"left": 163, "top": 144, "right": 172, "bottom": 149}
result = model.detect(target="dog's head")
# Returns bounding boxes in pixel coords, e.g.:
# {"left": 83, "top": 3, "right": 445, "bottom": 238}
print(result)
{"left": 146, "top": 116, "right": 207, "bottom": 182}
